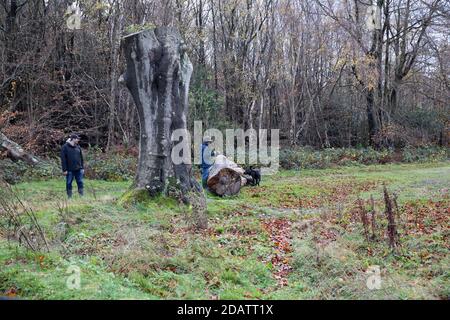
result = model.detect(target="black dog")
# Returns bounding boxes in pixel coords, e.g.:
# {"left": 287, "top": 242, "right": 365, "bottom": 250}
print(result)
{"left": 244, "top": 167, "right": 261, "bottom": 186}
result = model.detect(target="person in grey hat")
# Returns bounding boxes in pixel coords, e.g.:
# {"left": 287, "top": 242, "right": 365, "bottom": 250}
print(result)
{"left": 60, "top": 133, "right": 84, "bottom": 198}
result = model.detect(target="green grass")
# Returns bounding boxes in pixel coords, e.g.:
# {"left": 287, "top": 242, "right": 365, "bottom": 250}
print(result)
{"left": 1, "top": 161, "right": 449, "bottom": 299}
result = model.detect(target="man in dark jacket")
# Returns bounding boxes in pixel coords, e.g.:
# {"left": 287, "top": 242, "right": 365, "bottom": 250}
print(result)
{"left": 61, "top": 133, "right": 84, "bottom": 198}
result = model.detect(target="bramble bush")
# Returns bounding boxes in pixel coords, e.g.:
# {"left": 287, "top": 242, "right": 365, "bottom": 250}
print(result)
{"left": 0, "top": 158, "right": 59, "bottom": 184}
{"left": 279, "top": 146, "right": 449, "bottom": 170}
{"left": 0, "top": 148, "right": 137, "bottom": 184}
{"left": 401, "top": 146, "right": 449, "bottom": 163}
{"left": 83, "top": 148, "right": 136, "bottom": 181}
{"left": 1, "top": 146, "right": 448, "bottom": 184}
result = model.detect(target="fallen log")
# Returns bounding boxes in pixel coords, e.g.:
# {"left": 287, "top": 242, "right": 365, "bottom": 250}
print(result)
{"left": 0, "top": 131, "right": 39, "bottom": 165}
{"left": 207, "top": 155, "right": 246, "bottom": 196}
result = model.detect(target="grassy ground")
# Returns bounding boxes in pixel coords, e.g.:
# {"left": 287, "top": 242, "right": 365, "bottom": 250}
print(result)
{"left": 0, "top": 162, "right": 449, "bottom": 299}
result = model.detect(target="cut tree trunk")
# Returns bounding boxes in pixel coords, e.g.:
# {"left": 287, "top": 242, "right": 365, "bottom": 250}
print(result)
{"left": 120, "top": 27, "right": 200, "bottom": 200}
{"left": 207, "top": 155, "right": 245, "bottom": 197}
{"left": 0, "top": 131, "right": 39, "bottom": 165}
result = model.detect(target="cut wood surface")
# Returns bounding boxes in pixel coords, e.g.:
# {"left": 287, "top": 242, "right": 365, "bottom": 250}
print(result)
{"left": 207, "top": 155, "right": 245, "bottom": 196}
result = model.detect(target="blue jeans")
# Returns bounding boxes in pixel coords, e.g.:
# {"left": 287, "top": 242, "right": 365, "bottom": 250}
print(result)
{"left": 201, "top": 167, "right": 210, "bottom": 188}
{"left": 66, "top": 170, "right": 84, "bottom": 198}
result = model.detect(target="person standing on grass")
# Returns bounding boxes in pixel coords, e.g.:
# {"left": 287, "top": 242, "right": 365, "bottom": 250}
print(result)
{"left": 200, "top": 136, "right": 215, "bottom": 189}
{"left": 61, "top": 133, "right": 84, "bottom": 198}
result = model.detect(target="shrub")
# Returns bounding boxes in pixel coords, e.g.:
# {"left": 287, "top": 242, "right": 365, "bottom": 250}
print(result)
{"left": 402, "top": 145, "right": 449, "bottom": 163}
{"left": 0, "top": 148, "right": 137, "bottom": 184}
{"left": 0, "top": 158, "right": 59, "bottom": 184}
{"left": 84, "top": 149, "right": 136, "bottom": 181}
{"left": 279, "top": 146, "right": 449, "bottom": 170}
{"left": 0, "top": 159, "right": 27, "bottom": 184}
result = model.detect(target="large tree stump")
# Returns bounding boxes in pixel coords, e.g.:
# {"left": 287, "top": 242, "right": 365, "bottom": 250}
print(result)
{"left": 120, "top": 27, "right": 200, "bottom": 200}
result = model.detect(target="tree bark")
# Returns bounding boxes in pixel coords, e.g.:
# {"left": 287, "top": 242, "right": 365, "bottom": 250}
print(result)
{"left": 120, "top": 27, "right": 200, "bottom": 199}
{"left": 0, "top": 131, "right": 39, "bottom": 165}
{"left": 106, "top": 1, "right": 124, "bottom": 151}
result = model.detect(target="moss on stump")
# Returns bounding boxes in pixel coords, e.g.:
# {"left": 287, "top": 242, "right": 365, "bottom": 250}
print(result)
{"left": 117, "top": 188, "right": 150, "bottom": 206}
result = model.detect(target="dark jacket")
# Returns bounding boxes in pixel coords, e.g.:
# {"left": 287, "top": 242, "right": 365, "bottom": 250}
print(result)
{"left": 61, "top": 142, "right": 84, "bottom": 172}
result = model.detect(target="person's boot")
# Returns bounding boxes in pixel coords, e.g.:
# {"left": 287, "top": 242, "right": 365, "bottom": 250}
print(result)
{"left": 78, "top": 189, "right": 84, "bottom": 197}
{"left": 67, "top": 190, "right": 73, "bottom": 199}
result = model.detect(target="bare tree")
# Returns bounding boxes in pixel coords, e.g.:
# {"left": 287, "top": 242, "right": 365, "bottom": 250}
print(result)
{"left": 120, "top": 27, "right": 201, "bottom": 199}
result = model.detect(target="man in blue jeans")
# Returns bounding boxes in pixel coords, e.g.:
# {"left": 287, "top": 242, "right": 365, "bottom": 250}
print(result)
{"left": 61, "top": 133, "right": 84, "bottom": 198}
